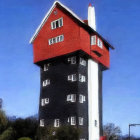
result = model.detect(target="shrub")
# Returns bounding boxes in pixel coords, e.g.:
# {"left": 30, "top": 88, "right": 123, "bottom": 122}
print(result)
{"left": 0, "top": 127, "right": 16, "bottom": 140}
{"left": 18, "top": 137, "right": 32, "bottom": 140}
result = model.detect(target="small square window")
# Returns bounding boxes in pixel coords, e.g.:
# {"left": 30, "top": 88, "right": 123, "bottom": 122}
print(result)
{"left": 79, "top": 117, "right": 84, "bottom": 125}
{"left": 40, "top": 119, "right": 44, "bottom": 127}
{"left": 67, "top": 94, "right": 76, "bottom": 102}
{"left": 79, "top": 95, "right": 86, "bottom": 103}
{"left": 79, "top": 74, "right": 86, "bottom": 82}
{"left": 95, "top": 120, "right": 97, "bottom": 127}
{"left": 91, "top": 35, "right": 96, "bottom": 45}
{"left": 71, "top": 117, "right": 76, "bottom": 125}
{"left": 41, "top": 98, "right": 49, "bottom": 106}
{"left": 51, "top": 18, "right": 63, "bottom": 30}
{"left": 80, "top": 58, "right": 86, "bottom": 66}
{"left": 43, "top": 79, "right": 50, "bottom": 87}
{"left": 97, "top": 38, "right": 103, "bottom": 49}
{"left": 68, "top": 74, "right": 77, "bottom": 82}
{"left": 68, "top": 56, "right": 76, "bottom": 64}
{"left": 44, "top": 64, "right": 50, "bottom": 71}
{"left": 54, "top": 119, "right": 60, "bottom": 127}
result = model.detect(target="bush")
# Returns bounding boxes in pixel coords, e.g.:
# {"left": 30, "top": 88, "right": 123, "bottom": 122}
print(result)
{"left": 0, "top": 110, "right": 8, "bottom": 134}
{"left": 0, "top": 127, "right": 16, "bottom": 140}
{"left": 18, "top": 137, "right": 32, "bottom": 140}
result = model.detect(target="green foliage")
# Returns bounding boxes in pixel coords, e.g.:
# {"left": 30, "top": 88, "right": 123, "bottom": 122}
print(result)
{"left": 18, "top": 137, "right": 32, "bottom": 140}
{"left": 55, "top": 126, "right": 80, "bottom": 140}
{"left": 37, "top": 125, "right": 80, "bottom": 140}
{"left": 12, "top": 117, "right": 38, "bottom": 140}
{"left": 0, "top": 127, "right": 16, "bottom": 140}
{"left": 0, "top": 110, "right": 8, "bottom": 134}
{"left": 36, "top": 126, "right": 56, "bottom": 140}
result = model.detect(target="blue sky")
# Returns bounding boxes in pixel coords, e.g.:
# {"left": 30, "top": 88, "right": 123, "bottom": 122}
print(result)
{"left": 0, "top": 0, "right": 140, "bottom": 137}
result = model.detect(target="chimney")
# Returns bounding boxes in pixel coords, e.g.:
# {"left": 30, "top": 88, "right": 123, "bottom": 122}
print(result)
{"left": 88, "top": 3, "right": 96, "bottom": 31}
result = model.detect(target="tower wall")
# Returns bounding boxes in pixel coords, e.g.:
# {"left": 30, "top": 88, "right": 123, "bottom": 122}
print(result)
{"left": 39, "top": 52, "right": 89, "bottom": 139}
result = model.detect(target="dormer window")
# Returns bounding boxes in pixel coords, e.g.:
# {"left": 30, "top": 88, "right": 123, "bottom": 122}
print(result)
{"left": 91, "top": 35, "right": 96, "bottom": 45}
{"left": 48, "top": 35, "right": 64, "bottom": 45}
{"left": 51, "top": 18, "right": 63, "bottom": 29}
{"left": 97, "top": 38, "right": 103, "bottom": 49}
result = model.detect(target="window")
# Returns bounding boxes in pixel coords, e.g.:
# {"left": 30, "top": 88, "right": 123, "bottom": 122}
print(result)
{"left": 40, "top": 119, "right": 44, "bottom": 127}
{"left": 95, "top": 120, "right": 97, "bottom": 127}
{"left": 79, "top": 95, "right": 86, "bottom": 103}
{"left": 71, "top": 117, "right": 76, "bottom": 125}
{"left": 91, "top": 35, "right": 96, "bottom": 45}
{"left": 41, "top": 98, "right": 49, "bottom": 106}
{"left": 97, "top": 38, "right": 103, "bottom": 48}
{"left": 79, "top": 74, "right": 86, "bottom": 82}
{"left": 54, "top": 119, "right": 60, "bottom": 127}
{"left": 44, "top": 64, "right": 50, "bottom": 71}
{"left": 51, "top": 18, "right": 63, "bottom": 29}
{"left": 79, "top": 117, "right": 84, "bottom": 125}
{"left": 43, "top": 79, "right": 50, "bottom": 87}
{"left": 68, "top": 74, "right": 77, "bottom": 82}
{"left": 68, "top": 56, "right": 76, "bottom": 64}
{"left": 48, "top": 35, "right": 64, "bottom": 45}
{"left": 67, "top": 94, "right": 76, "bottom": 102}
{"left": 80, "top": 58, "right": 86, "bottom": 66}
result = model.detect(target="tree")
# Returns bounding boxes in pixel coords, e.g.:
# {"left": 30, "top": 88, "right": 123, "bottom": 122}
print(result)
{"left": 103, "top": 123, "right": 121, "bottom": 140}
{"left": 55, "top": 126, "right": 80, "bottom": 140}
{"left": 0, "top": 127, "right": 16, "bottom": 140}
{"left": 12, "top": 117, "right": 38, "bottom": 140}
{"left": 36, "top": 126, "right": 80, "bottom": 140}
{"left": 0, "top": 110, "right": 8, "bottom": 134}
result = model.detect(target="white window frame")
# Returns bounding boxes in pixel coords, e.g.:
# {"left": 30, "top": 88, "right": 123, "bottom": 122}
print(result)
{"left": 43, "top": 79, "right": 50, "bottom": 87}
{"left": 54, "top": 119, "right": 60, "bottom": 127}
{"left": 44, "top": 63, "right": 50, "bottom": 71}
{"left": 41, "top": 98, "right": 49, "bottom": 106}
{"left": 91, "top": 35, "right": 96, "bottom": 45}
{"left": 40, "top": 119, "right": 44, "bottom": 127}
{"left": 80, "top": 58, "right": 86, "bottom": 66}
{"left": 48, "top": 35, "right": 64, "bottom": 45}
{"left": 68, "top": 56, "right": 76, "bottom": 64}
{"left": 67, "top": 94, "right": 76, "bottom": 102}
{"left": 79, "top": 117, "right": 84, "bottom": 125}
{"left": 79, "top": 95, "right": 86, "bottom": 103}
{"left": 68, "top": 74, "right": 77, "bottom": 82}
{"left": 97, "top": 38, "right": 103, "bottom": 49}
{"left": 71, "top": 117, "right": 76, "bottom": 125}
{"left": 79, "top": 74, "right": 86, "bottom": 82}
{"left": 51, "top": 18, "right": 63, "bottom": 29}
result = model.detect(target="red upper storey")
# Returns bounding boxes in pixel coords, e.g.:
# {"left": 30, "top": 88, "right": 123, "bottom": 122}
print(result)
{"left": 30, "top": 1, "right": 114, "bottom": 68}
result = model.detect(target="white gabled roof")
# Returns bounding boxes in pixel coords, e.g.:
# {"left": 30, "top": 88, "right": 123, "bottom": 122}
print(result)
{"left": 29, "top": 1, "right": 84, "bottom": 44}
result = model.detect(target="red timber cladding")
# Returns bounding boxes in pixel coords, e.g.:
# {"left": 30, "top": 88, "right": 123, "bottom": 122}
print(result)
{"left": 33, "top": 6, "right": 81, "bottom": 63}
{"left": 90, "top": 38, "right": 110, "bottom": 68}
{"left": 80, "top": 28, "right": 110, "bottom": 68}
{"left": 33, "top": 5, "right": 110, "bottom": 68}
